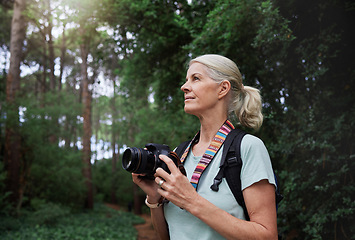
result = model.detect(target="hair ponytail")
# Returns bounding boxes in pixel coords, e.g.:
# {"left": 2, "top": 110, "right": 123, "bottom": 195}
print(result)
{"left": 230, "top": 85, "right": 263, "bottom": 130}
{"left": 190, "top": 54, "right": 263, "bottom": 130}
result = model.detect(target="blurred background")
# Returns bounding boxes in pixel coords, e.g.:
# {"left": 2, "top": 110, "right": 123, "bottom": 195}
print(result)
{"left": 0, "top": 0, "right": 354, "bottom": 239}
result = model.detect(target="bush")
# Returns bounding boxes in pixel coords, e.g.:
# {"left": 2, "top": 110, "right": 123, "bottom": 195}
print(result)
{"left": 29, "top": 200, "right": 71, "bottom": 225}
{"left": 0, "top": 203, "right": 144, "bottom": 240}
{"left": 0, "top": 162, "right": 13, "bottom": 216}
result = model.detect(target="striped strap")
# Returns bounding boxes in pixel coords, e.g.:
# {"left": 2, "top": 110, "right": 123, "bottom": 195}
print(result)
{"left": 180, "top": 120, "right": 235, "bottom": 189}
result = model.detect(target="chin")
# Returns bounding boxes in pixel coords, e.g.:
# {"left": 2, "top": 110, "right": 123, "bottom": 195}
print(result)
{"left": 184, "top": 106, "right": 193, "bottom": 114}
{"left": 184, "top": 106, "right": 199, "bottom": 116}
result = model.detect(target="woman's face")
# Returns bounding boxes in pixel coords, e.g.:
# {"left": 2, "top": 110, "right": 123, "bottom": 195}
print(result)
{"left": 181, "top": 62, "right": 222, "bottom": 116}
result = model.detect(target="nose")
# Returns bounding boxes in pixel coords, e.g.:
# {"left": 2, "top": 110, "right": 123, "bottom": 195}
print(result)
{"left": 181, "top": 81, "right": 190, "bottom": 93}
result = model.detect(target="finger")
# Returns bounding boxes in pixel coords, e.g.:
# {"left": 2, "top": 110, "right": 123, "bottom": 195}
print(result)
{"left": 159, "top": 154, "right": 180, "bottom": 175}
{"left": 132, "top": 173, "right": 140, "bottom": 183}
{"left": 132, "top": 173, "right": 147, "bottom": 178}
{"left": 155, "top": 167, "right": 170, "bottom": 182}
{"left": 155, "top": 177, "right": 165, "bottom": 187}
{"left": 157, "top": 187, "right": 167, "bottom": 198}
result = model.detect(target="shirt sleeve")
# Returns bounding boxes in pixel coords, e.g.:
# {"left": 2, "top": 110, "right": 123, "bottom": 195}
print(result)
{"left": 240, "top": 134, "right": 276, "bottom": 191}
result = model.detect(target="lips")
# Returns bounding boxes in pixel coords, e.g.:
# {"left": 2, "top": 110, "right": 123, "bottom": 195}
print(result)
{"left": 185, "top": 96, "right": 194, "bottom": 101}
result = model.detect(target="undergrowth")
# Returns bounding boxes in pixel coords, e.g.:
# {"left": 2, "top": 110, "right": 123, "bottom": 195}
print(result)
{"left": 0, "top": 203, "right": 144, "bottom": 240}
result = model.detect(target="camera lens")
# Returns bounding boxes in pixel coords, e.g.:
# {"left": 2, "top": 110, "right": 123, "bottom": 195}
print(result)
{"left": 122, "top": 148, "right": 141, "bottom": 172}
{"left": 122, "top": 147, "right": 156, "bottom": 174}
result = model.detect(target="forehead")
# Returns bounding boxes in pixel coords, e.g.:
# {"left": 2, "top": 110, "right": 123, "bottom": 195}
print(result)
{"left": 186, "top": 62, "right": 208, "bottom": 77}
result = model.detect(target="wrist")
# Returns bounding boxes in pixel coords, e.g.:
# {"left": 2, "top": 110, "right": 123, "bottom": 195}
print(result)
{"left": 184, "top": 192, "right": 202, "bottom": 214}
{"left": 145, "top": 196, "right": 163, "bottom": 208}
{"left": 146, "top": 194, "right": 161, "bottom": 204}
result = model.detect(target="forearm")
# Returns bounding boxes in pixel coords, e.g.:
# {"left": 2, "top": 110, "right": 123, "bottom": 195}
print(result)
{"left": 146, "top": 195, "right": 169, "bottom": 240}
{"left": 131, "top": 172, "right": 170, "bottom": 239}
{"left": 185, "top": 195, "right": 277, "bottom": 240}
{"left": 150, "top": 207, "right": 169, "bottom": 240}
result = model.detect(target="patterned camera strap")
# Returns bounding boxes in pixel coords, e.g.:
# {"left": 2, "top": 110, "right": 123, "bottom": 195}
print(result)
{"left": 180, "top": 120, "right": 235, "bottom": 189}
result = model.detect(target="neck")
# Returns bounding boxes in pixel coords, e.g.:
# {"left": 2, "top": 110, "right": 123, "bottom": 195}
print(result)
{"left": 198, "top": 115, "right": 228, "bottom": 144}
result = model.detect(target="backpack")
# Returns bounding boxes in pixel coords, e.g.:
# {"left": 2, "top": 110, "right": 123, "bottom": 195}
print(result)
{"left": 175, "top": 128, "right": 283, "bottom": 222}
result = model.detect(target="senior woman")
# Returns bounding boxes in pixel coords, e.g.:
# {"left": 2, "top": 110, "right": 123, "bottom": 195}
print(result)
{"left": 132, "top": 54, "right": 278, "bottom": 240}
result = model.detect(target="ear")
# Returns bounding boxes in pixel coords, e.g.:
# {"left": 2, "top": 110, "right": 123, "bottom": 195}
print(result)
{"left": 218, "top": 80, "right": 231, "bottom": 100}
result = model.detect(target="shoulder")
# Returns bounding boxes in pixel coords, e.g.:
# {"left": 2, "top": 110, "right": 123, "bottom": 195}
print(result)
{"left": 239, "top": 134, "right": 275, "bottom": 190}
{"left": 241, "top": 134, "right": 267, "bottom": 153}
{"left": 239, "top": 134, "right": 271, "bottom": 168}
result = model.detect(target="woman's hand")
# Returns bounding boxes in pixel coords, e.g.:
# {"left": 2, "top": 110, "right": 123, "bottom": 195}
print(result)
{"left": 154, "top": 155, "right": 199, "bottom": 210}
{"left": 132, "top": 173, "right": 161, "bottom": 203}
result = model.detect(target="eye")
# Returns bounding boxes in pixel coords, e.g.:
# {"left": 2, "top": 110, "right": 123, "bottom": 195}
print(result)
{"left": 193, "top": 76, "right": 200, "bottom": 81}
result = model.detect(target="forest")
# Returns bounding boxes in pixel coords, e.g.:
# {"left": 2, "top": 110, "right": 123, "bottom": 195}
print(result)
{"left": 0, "top": 0, "right": 354, "bottom": 239}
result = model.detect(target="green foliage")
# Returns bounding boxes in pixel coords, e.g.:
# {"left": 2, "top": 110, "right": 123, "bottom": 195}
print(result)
{"left": 0, "top": 90, "right": 87, "bottom": 209}
{"left": 124, "top": 100, "right": 200, "bottom": 148}
{"left": 269, "top": 0, "right": 355, "bottom": 238}
{"left": 104, "top": 0, "right": 192, "bottom": 112}
{"left": 29, "top": 200, "right": 71, "bottom": 225}
{"left": 92, "top": 159, "right": 133, "bottom": 205}
{"left": 0, "top": 204, "right": 144, "bottom": 240}
{"left": 0, "top": 162, "right": 13, "bottom": 216}
{"left": 276, "top": 108, "right": 355, "bottom": 239}
{"left": 0, "top": 4, "right": 12, "bottom": 51}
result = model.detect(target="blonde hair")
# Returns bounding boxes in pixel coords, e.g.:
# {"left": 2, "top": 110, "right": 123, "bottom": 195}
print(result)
{"left": 190, "top": 54, "right": 263, "bottom": 130}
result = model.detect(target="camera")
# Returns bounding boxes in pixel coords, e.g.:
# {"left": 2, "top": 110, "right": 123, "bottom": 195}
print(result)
{"left": 122, "top": 143, "right": 184, "bottom": 178}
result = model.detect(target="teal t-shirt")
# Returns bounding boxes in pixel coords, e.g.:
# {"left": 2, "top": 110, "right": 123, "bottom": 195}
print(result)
{"left": 164, "top": 134, "right": 276, "bottom": 240}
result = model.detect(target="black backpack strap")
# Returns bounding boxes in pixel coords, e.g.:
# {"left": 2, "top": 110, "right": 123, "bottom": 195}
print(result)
{"left": 223, "top": 133, "right": 249, "bottom": 220}
{"left": 223, "top": 129, "right": 249, "bottom": 220}
{"left": 210, "top": 128, "right": 248, "bottom": 219}
{"left": 175, "top": 140, "right": 190, "bottom": 158}
{"left": 210, "top": 128, "right": 245, "bottom": 192}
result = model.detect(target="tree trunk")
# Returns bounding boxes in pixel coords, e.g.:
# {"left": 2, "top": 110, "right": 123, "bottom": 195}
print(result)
{"left": 46, "top": 0, "right": 55, "bottom": 91}
{"left": 80, "top": 35, "right": 93, "bottom": 209}
{"left": 93, "top": 98, "right": 100, "bottom": 163}
{"left": 58, "top": 23, "right": 66, "bottom": 91}
{"left": 48, "top": 23, "right": 56, "bottom": 91}
{"left": 41, "top": 41, "right": 47, "bottom": 108}
{"left": 111, "top": 81, "right": 117, "bottom": 204}
{"left": 111, "top": 144, "right": 118, "bottom": 204}
{"left": 4, "top": 0, "right": 27, "bottom": 210}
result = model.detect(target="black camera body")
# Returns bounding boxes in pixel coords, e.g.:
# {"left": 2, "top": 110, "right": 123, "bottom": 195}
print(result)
{"left": 122, "top": 143, "right": 180, "bottom": 178}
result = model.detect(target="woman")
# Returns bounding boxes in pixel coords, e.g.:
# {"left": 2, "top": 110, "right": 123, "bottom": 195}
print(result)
{"left": 132, "top": 54, "right": 278, "bottom": 240}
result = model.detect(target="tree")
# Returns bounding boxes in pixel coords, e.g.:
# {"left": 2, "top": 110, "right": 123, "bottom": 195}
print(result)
{"left": 4, "top": 0, "right": 27, "bottom": 211}
{"left": 79, "top": 27, "right": 94, "bottom": 209}
{"left": 73, "top": 0, "right": 104, "bottom": 209}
